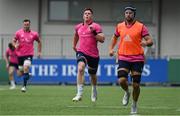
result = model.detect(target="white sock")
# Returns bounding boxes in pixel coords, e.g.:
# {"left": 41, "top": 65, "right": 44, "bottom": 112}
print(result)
{"left": 125, "top": 89, "right": 129, "bottom": 93}
{"left": 132, "top": 100, "right": 137, "bottom": 106}
{"left": 77, "top": 84, "right": 83, "bottom": 96}
{"left": 10, "top": 80, "right": 15, "bottom": 86}
{"left": 92, "top": 85, "right": 96, "bottom": 92}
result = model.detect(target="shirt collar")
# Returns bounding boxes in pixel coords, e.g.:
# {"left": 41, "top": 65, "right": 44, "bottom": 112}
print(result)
{"left": 83, "top": 20, "right": 93, "bottom": 25}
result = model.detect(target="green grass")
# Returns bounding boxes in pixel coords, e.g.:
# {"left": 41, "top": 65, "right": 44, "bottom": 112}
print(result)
{"left": 0, "top": 85, "right": 180, "bottom": 115}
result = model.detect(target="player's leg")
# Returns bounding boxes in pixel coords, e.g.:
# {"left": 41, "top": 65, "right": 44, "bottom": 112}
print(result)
{"left": 16, "top": 69, "right": 23, "bottom": 77}
{"left": 117, "top": 60, "right": 130, "bottom": 106}
{"left": 21, "top": 57, "right": 32, "bottom": 92}
{"left": 72, "top": 52, "right": 86, "bottom": 101}
{"left": 130, "top": 73, "right": 141, "bottom": 114}
{"left": 8, "top": 65, "right": 16, "bottom": 89}
{"left": 89, "top": 73, "right": 97, "bottom": 102}
{"left": 130, "top": 61, "right": 144, "bottom": 114}
{"left": 18, "top": 56, "right": 32, "bottom": 92}
{"left": 17, "top": 56, "right": 25, "bottom": 77}
{"left": 88, "top": 56, "right": 99, "bottom": 102}
{"left": 17, "top": 56, "right": 26, "bottom": 91}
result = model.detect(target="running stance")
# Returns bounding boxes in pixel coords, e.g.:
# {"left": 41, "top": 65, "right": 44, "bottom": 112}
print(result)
{"left": 72, "top": 8, "right": 105, "bottom": 102}
{"left": 109, "top": 6, "right": 153, "bottom": 114}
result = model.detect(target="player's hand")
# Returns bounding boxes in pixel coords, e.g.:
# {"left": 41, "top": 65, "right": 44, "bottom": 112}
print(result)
{"left": 6, "top": 64, "right": 9, "bottom": 69}
{"left": 109, "top": 49, "right": 115, "bottom": 57}
{"left": 140, "top": 40, "right": 147, "bottom": 47}
{"left": 14, "top": 41, "right": 19, "bottom": 48}
{"left": 73, "top": 46, "right": 77, "bottom": 52}
{"left": 37, "top": 52, "right": 41, "bottom": 59}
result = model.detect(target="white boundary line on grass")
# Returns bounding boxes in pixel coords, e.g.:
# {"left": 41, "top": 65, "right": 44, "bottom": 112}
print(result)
{"left": 67, "top": 105, "right": 124, "bottom": 109}
{"left": 67, "top": 106, "right": 89, "bottom": 108}
{"left": 0, "top": 88, "right": 17, "bottom": 91}
{"left": 67, "top": 105, "right": 177, "bottom": 110}
{"left": 140, "top": 106, "right": 175, "bottom": 110}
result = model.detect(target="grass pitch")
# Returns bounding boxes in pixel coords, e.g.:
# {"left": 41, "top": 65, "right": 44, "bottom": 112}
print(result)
{"left": 0, "top": 85, "right": 180, "bottom": 115}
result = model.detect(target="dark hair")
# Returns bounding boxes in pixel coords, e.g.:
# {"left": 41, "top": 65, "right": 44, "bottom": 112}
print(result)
{"left": 23, "top": 19, "right": 31, "bottom": 23}
{"left": 8, "top": 43, "right": 15, "bottom": 51}
{"left": 84, "top": 8, "right": 93, "bottom": 14}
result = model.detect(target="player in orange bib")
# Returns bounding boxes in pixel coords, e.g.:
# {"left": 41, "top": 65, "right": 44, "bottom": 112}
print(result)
{"left": 109, "top": 6, "right": 153, "bottom": 114}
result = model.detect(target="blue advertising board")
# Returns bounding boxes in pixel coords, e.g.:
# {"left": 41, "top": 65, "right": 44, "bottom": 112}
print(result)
{"left": 15, "top": 59, "right": 168, "bottom": 84}
{"left": 141, "top": 59, "right": 168, "bottom": 83}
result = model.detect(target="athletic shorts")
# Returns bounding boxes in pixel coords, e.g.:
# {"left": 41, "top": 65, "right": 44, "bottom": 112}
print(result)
{"left": 118, "top": 60, "right": 144, "bottom": 73}
{"left": 76, "top": 51, "right": 99, "bottom": 74}
{"left": 18, "top": 55, "right": 33, "bottom": 66}
{"left": 9, "top": 62, "right": 18, "bottom": 69}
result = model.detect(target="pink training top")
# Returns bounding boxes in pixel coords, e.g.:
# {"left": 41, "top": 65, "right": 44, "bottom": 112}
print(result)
{"left": 114, "top": 22, "right": 150, "bottom": 62}
{"left": 14, "top": 29, "right": 40, "bottom": 57}
{"left": 75, "top": 22, "right": 102, "bottom": 58}
{"left": 6, "top": 48, "right": 18, "bottom": 64}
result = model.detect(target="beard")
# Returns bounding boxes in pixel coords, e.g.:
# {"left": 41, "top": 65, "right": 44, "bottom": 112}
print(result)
{"left": 126, "top": 17, "right": 134, "bottom": 23}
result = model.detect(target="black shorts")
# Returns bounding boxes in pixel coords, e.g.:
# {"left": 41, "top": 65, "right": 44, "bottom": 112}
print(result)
{"left": 76, "top": 51, "right": 99, "bottom": 74}
{"left": 18, "top": 55, "right": 33, "bottom": 66}
{"left": 9, "top": 62, "right": 18, "bottom": 69}
{"left": 118, "top": 60, "right": 144, "bottom": 73}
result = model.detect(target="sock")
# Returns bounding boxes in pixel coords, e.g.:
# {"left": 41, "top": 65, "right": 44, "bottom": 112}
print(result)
{"left": 92, "top": 85, "right": 96, "bottom": 92}
{"left": 77, "top": 84, "right": 83, "bottom": 96}
{"left": 23, "top": 73, "right": 29, "bottom": 87}
{"left": 132, "top": 100, "right": 137, "bottom": 106}
{"left": 10, "top": 80, "right": 15, "bottom": 86}
{"left": 125, "top": 89, "right": 129, "bottom": 93}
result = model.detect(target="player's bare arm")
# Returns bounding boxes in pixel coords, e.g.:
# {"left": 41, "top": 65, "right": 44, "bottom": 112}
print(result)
{"left": 4, "top": 52, "right": 9, "bottom": 68}
{"left": 37, "top": 38, "right": 42, "bottom": 58}
{"left": 89, "top": 26, "right": 105, "bottom": 43}
{"left": 109, "top": 35, "right": 118, "bottom": 56}
{"left": 12, "top": 38, "right": 18, "bottom": 48}
{"left": 72, "top": 33, "right": 79, "bottom": 52}
{"left": 95, "top": 33, "right": 105, "bottom": 43}
{"left": 141, "top": 35, "right": 153, "bottom": 47}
